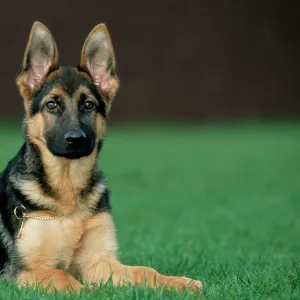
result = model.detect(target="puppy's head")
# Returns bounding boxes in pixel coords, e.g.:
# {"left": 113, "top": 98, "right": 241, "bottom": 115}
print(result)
{"left": 17, "top": 22, "right": 119, "bottom": 159}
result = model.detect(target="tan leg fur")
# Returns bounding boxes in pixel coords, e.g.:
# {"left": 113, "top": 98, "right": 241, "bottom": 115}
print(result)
{"left": 18, "top": 268, "right": 83, "bottom": 293}
{"left": 15, "top": 200, "right": 201, "bottom": 294}
{"left": 70, "top": 213, "right": 202, "bottom": 293}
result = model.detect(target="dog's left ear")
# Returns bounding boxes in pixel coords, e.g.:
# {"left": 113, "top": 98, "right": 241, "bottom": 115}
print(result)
{"left": 80, "top": 24, "right": 119, "bottom": 105}
{"left": 18, "top": 22, "right": 58, "bottom": 93}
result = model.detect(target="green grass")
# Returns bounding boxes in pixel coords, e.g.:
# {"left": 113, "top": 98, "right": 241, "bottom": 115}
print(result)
{"left": 0, "top": 121, "right": 300, "bottom": 299}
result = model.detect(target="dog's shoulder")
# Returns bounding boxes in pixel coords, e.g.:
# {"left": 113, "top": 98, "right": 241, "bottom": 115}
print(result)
{"left": 93, "top": 185, "right": 111, "bottom": 213}
{"left": 0, "top": 155, "right": 16, "bottom": 202}
{"left": 0, "top": 148, "right": 24, "bottom": 276}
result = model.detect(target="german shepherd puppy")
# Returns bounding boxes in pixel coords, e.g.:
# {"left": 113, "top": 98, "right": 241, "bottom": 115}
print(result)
{"left": 0, "top": 22, "right": 202, "bottom": 293}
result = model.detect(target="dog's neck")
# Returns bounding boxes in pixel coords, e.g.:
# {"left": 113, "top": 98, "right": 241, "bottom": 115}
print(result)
{"left": 11, "top": 141, "right": 105, "bottom": 215}
{"left": 24, "top": 140, "right": 99, "bottom": 197}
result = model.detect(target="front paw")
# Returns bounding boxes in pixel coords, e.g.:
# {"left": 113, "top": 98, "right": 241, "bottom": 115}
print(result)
{"left": 166, "top": 276, "right": 202, "bottom": 293}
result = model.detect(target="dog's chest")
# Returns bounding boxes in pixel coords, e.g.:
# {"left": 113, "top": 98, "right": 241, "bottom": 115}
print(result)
{"left": 17, "top": 215, "right": 85, "bottom": 270}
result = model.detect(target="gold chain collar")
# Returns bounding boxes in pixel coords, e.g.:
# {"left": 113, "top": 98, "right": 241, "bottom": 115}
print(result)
{"left": 14, "top": 205, "right": 61, "bottom": 238}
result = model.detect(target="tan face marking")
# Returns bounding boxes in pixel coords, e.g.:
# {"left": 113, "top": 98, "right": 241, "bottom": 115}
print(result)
{"left": 73, "top": 85, "right": 96, "bottom": 103}
{"left": 73, "top": 84, "right": 107, "bottom": 142}
{"left": 39, "top": 86, "right": 68, "bottom": 106}
{"left": 27, "top": 114, "right": 46, "bottom": 145}
{"left": 26, "top": 86, "right": 69, "bottom": 148}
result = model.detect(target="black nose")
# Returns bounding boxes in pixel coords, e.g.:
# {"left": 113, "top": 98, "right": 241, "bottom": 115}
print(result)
{"left": 64, "top": 129, "right": 87, "bottom": 145}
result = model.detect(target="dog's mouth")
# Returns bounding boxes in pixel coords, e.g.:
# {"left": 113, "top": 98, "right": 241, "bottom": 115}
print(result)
{"left": 54, "top": 151, "right": 92, "bottom": 159}
{"left": 46, "top": 140, "right": 95, "bottom": 159}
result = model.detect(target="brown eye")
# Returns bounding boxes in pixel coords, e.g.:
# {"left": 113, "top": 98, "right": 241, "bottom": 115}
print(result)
{"left": 46, "top": 100, "right": 57, "bottom": 110}
{"left": 84, "top": 100, "right": 95, "bottom": 110}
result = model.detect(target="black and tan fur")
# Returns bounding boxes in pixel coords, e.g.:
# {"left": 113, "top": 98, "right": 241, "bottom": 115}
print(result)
{"left": 0, "top": 22, "right": 202, "bottom": 293}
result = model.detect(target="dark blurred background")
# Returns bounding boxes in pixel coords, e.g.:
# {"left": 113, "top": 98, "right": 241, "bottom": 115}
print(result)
{"left": 0, "top": 0, "right": 299, "bottom": 122}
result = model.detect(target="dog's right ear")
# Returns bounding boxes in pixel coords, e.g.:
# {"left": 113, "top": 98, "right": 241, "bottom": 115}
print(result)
{"left": 17, "top": 22, "right": 58, "bottom": 100}
{"left": 80, "top": 24, "right": 119, "bottom": 108}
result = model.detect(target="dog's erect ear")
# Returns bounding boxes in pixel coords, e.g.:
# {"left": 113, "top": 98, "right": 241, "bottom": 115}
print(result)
{"left": 80, "top": 24, "right": 119, "bottom": 104}
{"left": 18, "top": 21, "right": 58, "bottom": 92}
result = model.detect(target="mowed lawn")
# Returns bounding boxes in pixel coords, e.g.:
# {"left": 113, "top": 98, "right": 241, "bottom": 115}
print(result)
{"left": 0, "top": 121, "right": 299, "bottom": 299}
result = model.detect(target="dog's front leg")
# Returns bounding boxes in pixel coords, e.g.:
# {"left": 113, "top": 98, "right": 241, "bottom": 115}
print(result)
{"left": 81, "top": 257, "right": 202, "bottom": 293}
{"left": 71, "top": 213, "right": 202, "bottom": 293}
{"left": 18, "top": 267, "right": 84, "bottom": 292}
